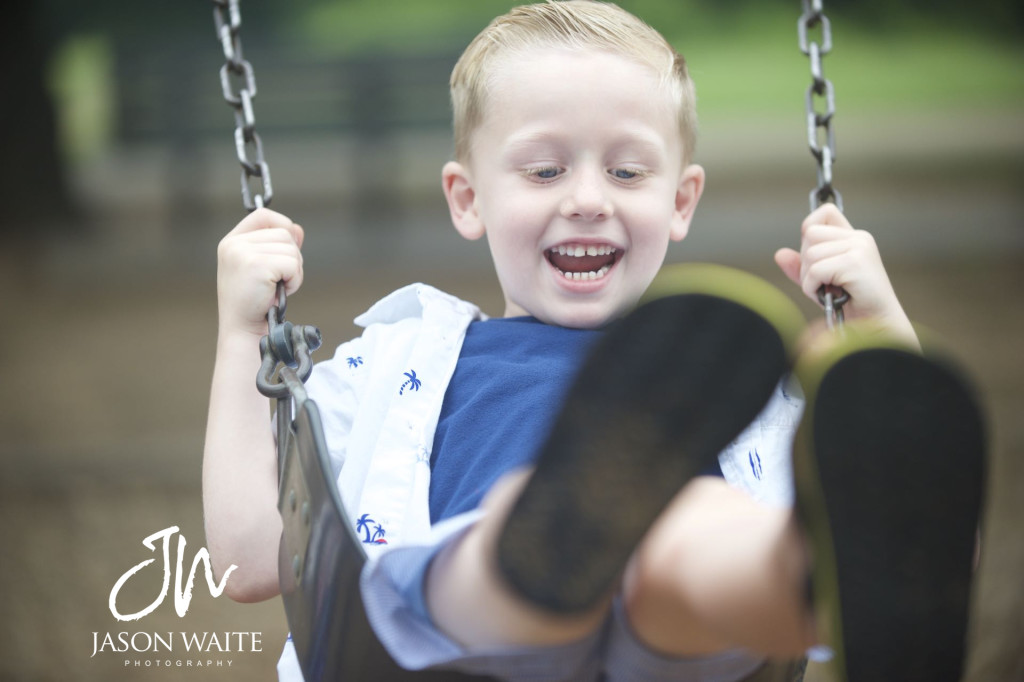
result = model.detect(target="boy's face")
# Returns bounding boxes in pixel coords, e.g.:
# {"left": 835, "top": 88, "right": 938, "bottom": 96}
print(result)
{"left": 443, "top": 48, "right": 704, "bottom": 328}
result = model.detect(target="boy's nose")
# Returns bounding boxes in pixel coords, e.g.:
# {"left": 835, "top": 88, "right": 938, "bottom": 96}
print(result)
{"left": 560, "top": 170, "right": 613, "bottom": 221}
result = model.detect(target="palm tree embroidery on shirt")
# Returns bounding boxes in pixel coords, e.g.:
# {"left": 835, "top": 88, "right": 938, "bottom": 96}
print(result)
{"left": 346, "top": 356, "right": 363, "bottom": 368}
{"left": 399, "top": 370, "right": 422, "bottom": 395}
{"left": 749, "top": 449, "right": 763, "bottom": 480}
{"left": 355, "top": 513, "right": 388, "bottom": 544}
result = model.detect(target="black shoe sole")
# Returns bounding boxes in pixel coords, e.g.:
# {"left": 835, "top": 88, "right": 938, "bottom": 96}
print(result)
{"left": 496, "top": 291, "right": 794, "bottom": 614}
{"left": 795, "top": 347, "right": 987, "bottom": 682}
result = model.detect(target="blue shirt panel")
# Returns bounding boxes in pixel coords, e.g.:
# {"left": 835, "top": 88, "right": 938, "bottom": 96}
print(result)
{"left": 429, "top": 317, "right": 599, "bottom": 523}
{"left": 428, "top": 316, "right": 723, "bottom": 524}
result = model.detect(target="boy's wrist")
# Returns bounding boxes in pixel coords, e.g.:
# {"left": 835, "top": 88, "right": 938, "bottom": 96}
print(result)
{"left": 884, "top": 314, "right": 920, "bottom": 351}
{"left": 216, "top": 325, "right": 268, "bottom": 357}
{"left": 848, "top": 310, "right": 920, "bottom": 351}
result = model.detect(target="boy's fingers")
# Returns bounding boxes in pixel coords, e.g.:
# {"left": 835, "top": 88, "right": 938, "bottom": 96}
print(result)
{"left": 229, "top": 207, "right": 302, "bottom": 243}
{"left": 235, "top": 226, "right": 303, "bottom": 246}
{"left": 230, "top": 207, "right": 288, "bottom": 232}
{"left": 254, "top": 254, "right": 303, "bottom": 296}
{"left": 801, "top": 202, "right": 852, "bottom": 236}
{"left": 280, "top": 263, "right": 304, "bottom": 296}
{"left": 802, "top": 238, "right": 850, "bottom": 265}
{"left": 800, "top": 223, "right": 859, "bottom": 251}
{"left": 801, "top": 254, "right": 856, "bottom": 302}
{"left": 773, "top": 248, "right": 802, "bottom": 287}
{"left": 218, "top": 228, "right": 304, "bottom": 269}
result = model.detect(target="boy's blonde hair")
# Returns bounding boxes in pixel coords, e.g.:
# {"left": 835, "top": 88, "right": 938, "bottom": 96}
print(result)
{"left": 450, "top": 0, "right": 698, "bottom": 164}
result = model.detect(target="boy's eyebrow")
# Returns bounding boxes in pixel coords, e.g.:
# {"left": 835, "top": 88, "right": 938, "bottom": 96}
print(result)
{"left": 501, "top": 128, "right": 670, "bottom": 159}
{"left": 501, "top": 130, "right": 562, "bottom": 154}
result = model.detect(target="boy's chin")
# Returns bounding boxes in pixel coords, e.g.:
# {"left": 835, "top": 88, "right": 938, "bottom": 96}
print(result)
{"left": 504, "top": 289, "right": 639, "bottom": 329}
{"left": 533, "top": 303, "right": 628, "bottom": 330}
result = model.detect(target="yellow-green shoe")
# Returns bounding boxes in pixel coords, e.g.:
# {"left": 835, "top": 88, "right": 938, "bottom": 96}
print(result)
{"left": 497, "top": 262, "right": 806, "bottom": 613}
{"left": 793, "top": 332, "right": 987, "bottom": 682}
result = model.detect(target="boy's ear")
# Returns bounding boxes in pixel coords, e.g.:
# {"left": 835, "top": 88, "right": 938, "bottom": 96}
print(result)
{"left": 442, "top": 161, "right": 485, "bottom": 241}
{"left": 669, "top": 164, "right": 705, "bottom": 242}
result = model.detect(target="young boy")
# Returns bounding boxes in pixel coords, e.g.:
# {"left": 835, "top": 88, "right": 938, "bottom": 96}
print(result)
{"left": 203, "top": 2, "right": 985, "bottom": 681}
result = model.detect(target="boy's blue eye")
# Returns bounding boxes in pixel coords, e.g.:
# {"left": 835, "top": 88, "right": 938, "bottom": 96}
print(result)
{"left": 611, "top": 168, "right": 640, "bottom": 180}
{"left": 534, "top": 167, "right": 559, "bottom": 179}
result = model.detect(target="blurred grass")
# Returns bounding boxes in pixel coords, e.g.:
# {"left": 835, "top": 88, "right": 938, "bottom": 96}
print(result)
{"left": 47, "top": 1, "right": 1023, "bottom": 162}
{"left": 291, "top": 0, "right": 1024, "bottom": 118}
{"left": 684, "top": 10, "right": 1024, "bottom": 117}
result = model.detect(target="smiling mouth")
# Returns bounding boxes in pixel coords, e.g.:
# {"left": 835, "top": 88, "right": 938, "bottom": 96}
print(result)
{"left": 546, "top": 244, "right": 620, "bottom": 281}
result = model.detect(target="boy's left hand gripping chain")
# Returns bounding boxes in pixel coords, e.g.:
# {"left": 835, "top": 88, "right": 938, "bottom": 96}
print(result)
{"left": 257, "top": 282, "right": 322, "bottom": 399}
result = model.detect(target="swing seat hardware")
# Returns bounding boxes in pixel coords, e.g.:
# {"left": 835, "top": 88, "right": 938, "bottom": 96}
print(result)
{"left": 279, "top": 435, "right": 314, "bottom": 587}
{"left": 257, "top": 283, "right": 323, "bottom": 399}
{"left": 257, "top": 324, "right": 321, "bottom": 398}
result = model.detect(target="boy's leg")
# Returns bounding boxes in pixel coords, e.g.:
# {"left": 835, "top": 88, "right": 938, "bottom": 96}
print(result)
{"left": 428, "top": 265, "right": 804, "bottom": 652}
{"left": 621, "top": 476, "right": 816, "bottom": 659}
{"left": 426, "top": 468, "right": 610, "bottom": 650}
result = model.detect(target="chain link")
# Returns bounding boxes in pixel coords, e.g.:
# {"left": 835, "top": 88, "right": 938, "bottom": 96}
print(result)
{"left": 799, "top": 0, "right": 841, "bottom": 213}
{"left": 212, "top": 1, "right": 321, "bottom": 406}
{"left": 799, "top": 0, "right": 848, "bottom": 330}
{"left": 213, "top": 0, "right": 273, "bottom": 210}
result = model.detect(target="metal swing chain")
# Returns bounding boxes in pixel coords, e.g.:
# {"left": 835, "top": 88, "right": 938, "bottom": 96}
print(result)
{"left": 212, "top": 0, "right": 321, "bottom": 414}
{"left": 213, "top": 0, "right": 272, "bottom": 211}
{"left": 799, "top": 0, "right": 849, "bottom": 331}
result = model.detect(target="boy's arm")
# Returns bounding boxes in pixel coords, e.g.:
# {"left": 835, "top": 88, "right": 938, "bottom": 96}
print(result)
{"left": 202, "top": 208, "right": 305, "bottom": 602}
{"left": 774, "top": 203, "right": 918, "bottom": 347}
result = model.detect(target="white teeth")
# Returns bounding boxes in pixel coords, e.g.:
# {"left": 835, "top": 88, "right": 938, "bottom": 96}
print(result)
{"left": 550, "top": 244, "right": 617, "bottom": 282}
{"left": 561, "top": 265, "right": 611, "bottom": 281}
{"left": 550, "top": 244, "right": 617, "bottom": 258}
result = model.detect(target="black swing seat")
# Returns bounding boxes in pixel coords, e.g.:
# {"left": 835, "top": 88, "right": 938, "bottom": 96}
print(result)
{"left": 277, "top": 397, "right": 497, "bottom": 681}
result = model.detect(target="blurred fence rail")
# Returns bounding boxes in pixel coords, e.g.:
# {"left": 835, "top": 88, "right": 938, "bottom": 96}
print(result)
{"left": 115, "top": 44, "right": 457, "bottom": 144}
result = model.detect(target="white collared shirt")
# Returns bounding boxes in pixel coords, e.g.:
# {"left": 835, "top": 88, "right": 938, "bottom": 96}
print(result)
{"left": 306, "top": 282, "right": 800, "bottom": 558}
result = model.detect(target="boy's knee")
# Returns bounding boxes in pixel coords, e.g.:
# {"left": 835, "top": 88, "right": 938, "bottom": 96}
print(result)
{"left": 621, "top": 543, "right": 733, "bottom": 657}
{"left": 620, "top": 497, "right": 696, "bottom": 630}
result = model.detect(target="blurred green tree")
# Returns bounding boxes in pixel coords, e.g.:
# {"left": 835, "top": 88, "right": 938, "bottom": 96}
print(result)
{"left": 1, "top": 0, "right": 293, "bottom": 233}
